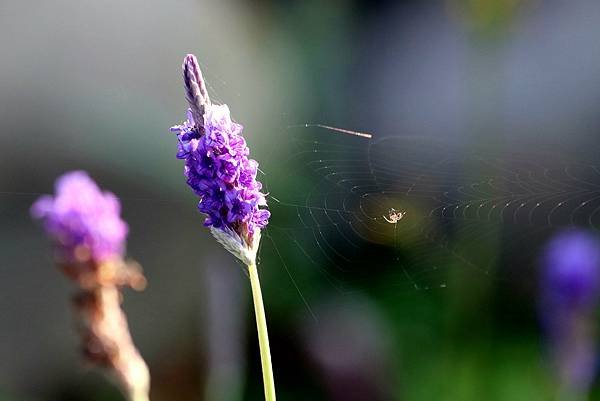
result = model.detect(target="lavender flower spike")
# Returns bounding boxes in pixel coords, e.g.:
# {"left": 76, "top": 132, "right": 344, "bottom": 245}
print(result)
{"left": 32, "top": 171, "right": 150, "bottom": 401}
{"left": 171, "top": 54, "right": 276, "bottom": 401}
{"left": 171, "top": 54, "right": 270, "bottom": 265}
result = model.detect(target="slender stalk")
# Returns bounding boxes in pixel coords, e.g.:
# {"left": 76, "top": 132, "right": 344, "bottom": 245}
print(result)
{"left": 247, "top": 261, "right": 276, "bottom": 401}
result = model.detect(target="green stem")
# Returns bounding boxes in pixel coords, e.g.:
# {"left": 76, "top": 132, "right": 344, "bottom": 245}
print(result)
{"left": 248, "top": 261, "right": 276, "bottom": 401}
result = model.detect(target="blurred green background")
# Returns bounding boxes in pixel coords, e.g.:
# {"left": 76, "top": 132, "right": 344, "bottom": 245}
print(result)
{"left": 2, "top": 0, "right": 600, "bottom": 400}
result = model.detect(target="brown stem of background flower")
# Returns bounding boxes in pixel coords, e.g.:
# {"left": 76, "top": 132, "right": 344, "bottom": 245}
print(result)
{"left": 68, "top": 259, "right": 150, "bottom": 401}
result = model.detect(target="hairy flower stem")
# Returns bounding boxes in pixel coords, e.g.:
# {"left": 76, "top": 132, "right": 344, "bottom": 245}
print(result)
{"left": 75, "top": 285, "right": 150, "bottom": 401}
{"left": 247, "top": 261, "right": 276, "bottom": 401}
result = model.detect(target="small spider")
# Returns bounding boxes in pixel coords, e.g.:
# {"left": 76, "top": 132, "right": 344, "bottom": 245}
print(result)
{"left": 383, "top": 208, "right": 406, "bottom": 224}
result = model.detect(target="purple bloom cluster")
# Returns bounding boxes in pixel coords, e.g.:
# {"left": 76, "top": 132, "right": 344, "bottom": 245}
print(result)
{"left": 540, "top": 229, "right": 600, "bottom": 314}
{"left": 539, "top": 229, "right": 600, "bottom": 393}
{"left": 171, "top": 103, "right": 270, "bottom": 242}
{"left": 31, "top": 171, "right": 128, "bottom": 263}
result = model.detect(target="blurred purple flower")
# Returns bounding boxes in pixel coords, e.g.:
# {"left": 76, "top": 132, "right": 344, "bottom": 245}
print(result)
{"left": 539, "top": 229, "right": 600, "bottom": 395}
{"left": 31, "top": 171, "right": 128, "bottom": 263}
{"left": 171, "top": 54, "right": 269, "bottom": 253}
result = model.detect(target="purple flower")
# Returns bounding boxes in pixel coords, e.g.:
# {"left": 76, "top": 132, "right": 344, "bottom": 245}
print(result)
{"left": 171, "top": 54, "right": 269, "bottom": 255}
{"left": 539, "top": 229, "right": 600, "bottom": 395}
{"left": 31, "top": 171, "right": 128, "bottom": 263}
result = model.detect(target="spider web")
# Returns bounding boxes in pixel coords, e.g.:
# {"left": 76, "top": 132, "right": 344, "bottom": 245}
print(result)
{"left": 257, "top": 125, "right": 600, "bottom": 297}
{"left": 189, "top": 65, "right": 600, "bottom": 299}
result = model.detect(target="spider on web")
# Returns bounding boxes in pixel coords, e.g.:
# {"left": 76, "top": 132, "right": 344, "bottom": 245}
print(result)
{"left": 383, "top": 208, "right": 406, "bottom": 224}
